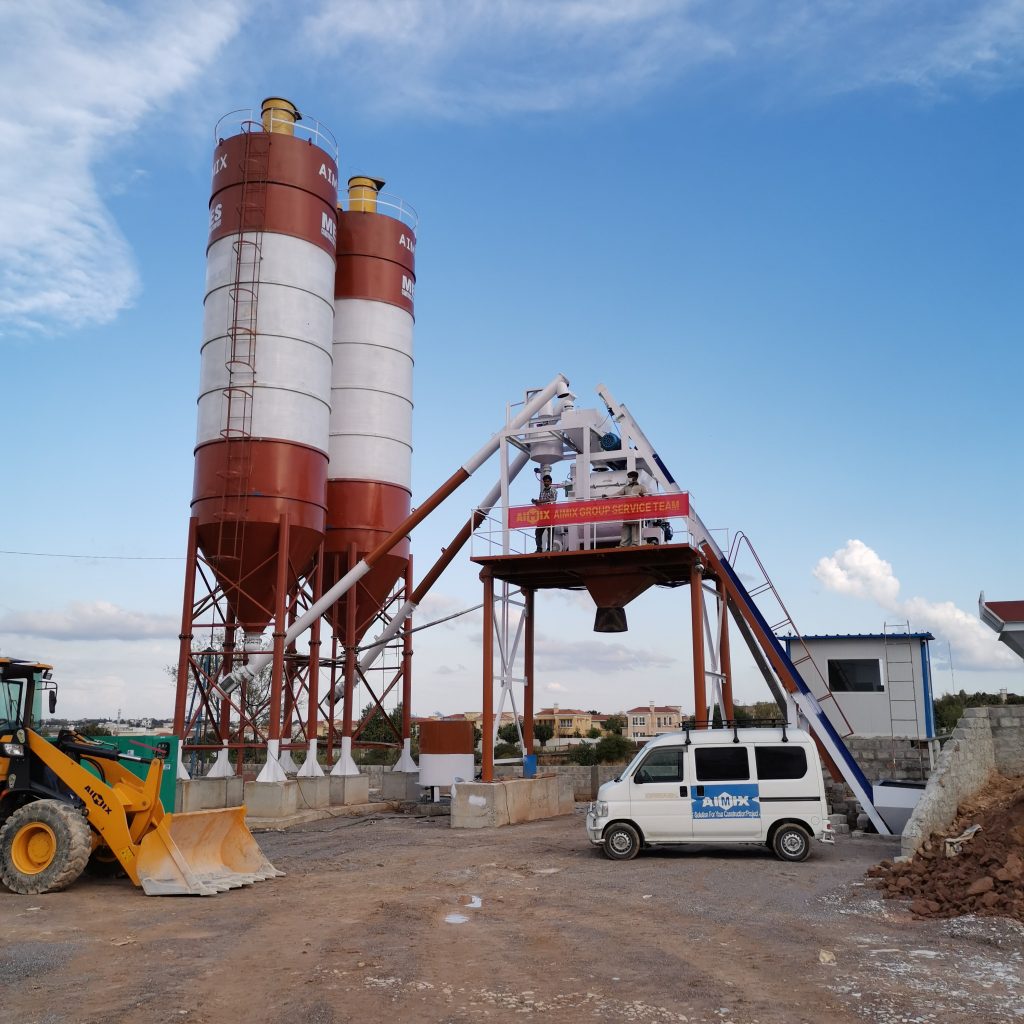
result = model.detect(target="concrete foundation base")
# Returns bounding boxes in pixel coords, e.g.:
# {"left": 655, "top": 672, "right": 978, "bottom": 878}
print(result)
{"left": 175, "top": 776, "right": 244, "bottom": 813}
{"left": 329, "top": 774, "right": 370, "bottom": 806}
{"left": 451, "top": 774, "right": 574, "bottom": 829}
{"left": 381, "top": 771, "right": 421, "bottom": 802}
{"left": 296, "top": 776, "right": 330, "bottom": 810}
{"left": 243, "top": 780, "right": 298, "bottom": 819}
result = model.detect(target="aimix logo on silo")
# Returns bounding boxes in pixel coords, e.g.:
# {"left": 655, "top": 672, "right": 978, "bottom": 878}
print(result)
{"left": 692, "top": 784, "right": 761, "bottom": 819}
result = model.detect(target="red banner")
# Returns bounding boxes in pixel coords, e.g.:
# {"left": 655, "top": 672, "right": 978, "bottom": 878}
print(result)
{"left": 508, "top": 492, "right": 689, "bottom": 529}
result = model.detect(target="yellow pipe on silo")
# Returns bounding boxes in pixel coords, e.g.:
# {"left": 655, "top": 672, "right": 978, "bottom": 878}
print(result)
{"left": 348, "top": 176, "right": 386, "bottom": 213}
{"left": 261, "top": 97, "right": 300, "bottom": 135}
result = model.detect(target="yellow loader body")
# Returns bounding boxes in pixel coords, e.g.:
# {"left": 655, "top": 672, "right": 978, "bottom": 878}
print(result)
{"left": 23, "top": 730, "right": 282, "bottom": 896}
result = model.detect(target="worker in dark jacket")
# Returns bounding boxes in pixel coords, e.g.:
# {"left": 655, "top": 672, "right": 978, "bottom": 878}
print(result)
{"left": 532, "top": 474, "right": 558, "bottom": 551}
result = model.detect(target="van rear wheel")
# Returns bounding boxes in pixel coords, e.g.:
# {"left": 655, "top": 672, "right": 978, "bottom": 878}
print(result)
{"left": 603, "top": 823, "right": 640, "bottom": 861}
{"left": 772, "top": 824, "right": 811, "bottom": 862}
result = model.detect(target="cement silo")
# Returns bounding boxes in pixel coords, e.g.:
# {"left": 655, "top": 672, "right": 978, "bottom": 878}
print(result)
{"left": 324, "top": 176, "right": 416, "bottom": 639}
{"left": 192, "top": 98, "right": 338, "bottom": 641}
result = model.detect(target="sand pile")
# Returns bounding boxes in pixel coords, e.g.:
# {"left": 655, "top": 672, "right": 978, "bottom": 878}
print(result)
{"left": 867, "top": 774, "right": 1024, "bottom": 921}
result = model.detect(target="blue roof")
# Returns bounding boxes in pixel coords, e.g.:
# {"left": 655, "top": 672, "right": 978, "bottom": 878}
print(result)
{"left": 777, "top": 632, "right": 935, "bottom": 642}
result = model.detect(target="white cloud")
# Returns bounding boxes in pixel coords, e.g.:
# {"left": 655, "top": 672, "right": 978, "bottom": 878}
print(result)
{"left": 813, "top": 539, "right": 1016, "bottom": 671}
{"left": 545, "top": 681, "right": 566, "bottom": 693}
{"left": 813, "top": 539, "right": 901, "bottom": 606}
{"left": 0, "top": 600, "right": 178, "bottom": 642}
{"left": 302, "top": 0, "right": 1024, "bottom": 118}
{"left": 535, "top": 633, "right": 675, "bottom": 672}
{"left": 0, "top": 1, "right": 242, "bottom": 333}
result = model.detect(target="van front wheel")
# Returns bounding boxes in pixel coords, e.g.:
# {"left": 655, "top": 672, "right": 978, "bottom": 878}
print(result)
{"left": 772, "top": 824, "right": 811, "bottom": 862}
{"left": 603, "top": 823, "right": 641, "bottom": 861}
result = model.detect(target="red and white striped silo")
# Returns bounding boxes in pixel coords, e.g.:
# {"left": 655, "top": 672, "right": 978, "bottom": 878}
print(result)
{"left": 192, "top": 98, "right": 339, "bottom": 644}
{"left": 324, "top": 177, "right": 416, "bottom": 641}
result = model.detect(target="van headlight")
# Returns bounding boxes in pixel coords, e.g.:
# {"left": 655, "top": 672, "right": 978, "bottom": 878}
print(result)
{"left": 1, "top": 742, "right": 25, "bottom": 757}
{"left": 595, "top": 801, "right": 609, "bottom": 817}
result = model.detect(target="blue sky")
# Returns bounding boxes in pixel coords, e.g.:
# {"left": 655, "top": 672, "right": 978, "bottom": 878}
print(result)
{"left": 1, "top": 0, "right": 1021, "bottom": 720}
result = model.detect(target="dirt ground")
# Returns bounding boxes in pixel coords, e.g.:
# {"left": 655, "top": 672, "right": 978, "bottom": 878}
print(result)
{"left": 3, "top": 807, "right": 1022, "bottom": 1024}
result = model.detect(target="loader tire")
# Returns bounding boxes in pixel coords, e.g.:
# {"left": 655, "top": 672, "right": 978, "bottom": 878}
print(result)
{"left": 0, "top": 800, "right": 93, "bottom": 895}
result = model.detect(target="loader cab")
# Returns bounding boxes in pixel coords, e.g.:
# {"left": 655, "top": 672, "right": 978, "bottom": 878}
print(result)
{"left": 0, "top": 659, "right": 54, "bottom": 732}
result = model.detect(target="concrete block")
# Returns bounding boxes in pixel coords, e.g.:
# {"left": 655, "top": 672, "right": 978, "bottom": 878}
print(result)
{"left": 963, "top": 706, "right": 991, "bottom": 718}
{"left": 451, "top": 776, "right": 572, "bottom": 829}
{"left": 381, "top": 770, "right": 422, "bottom": 802}
{"left": 225, "top": 776, "right": 244, "bottom": 807}
{"left": 243, "top": 780, "right": 298, "bottom": 819}
{"left": 296, "top": 776, "right": 330, "bottom": 809}
{"left": 558, "top": 774, "right": 575, "bottom": 815}
{"left": 176, "top": 777, "right": 228, "bottom": 812}
{"left": 329, "top": 773, "right": 370, "bottom": 806}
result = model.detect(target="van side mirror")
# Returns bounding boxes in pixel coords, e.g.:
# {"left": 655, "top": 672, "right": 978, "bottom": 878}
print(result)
{"left": 48, "top": 690, "right": 57, "bottom": 714}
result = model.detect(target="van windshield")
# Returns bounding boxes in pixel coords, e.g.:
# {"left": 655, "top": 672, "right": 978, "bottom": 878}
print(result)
{"left": 620, "top": 741, "right": 655, "bottom": 780}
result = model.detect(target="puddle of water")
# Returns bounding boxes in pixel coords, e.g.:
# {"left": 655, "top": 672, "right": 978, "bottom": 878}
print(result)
{"left": 445, "top": 913, "right": 469, "bottom": 925}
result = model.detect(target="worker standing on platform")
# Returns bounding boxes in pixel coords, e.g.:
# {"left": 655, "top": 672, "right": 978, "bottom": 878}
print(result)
{"left": 532, "top": 473, "right": 558, "bottom": 552}
{"left": 613, "top": 470, "right": 648, "bottom": 547}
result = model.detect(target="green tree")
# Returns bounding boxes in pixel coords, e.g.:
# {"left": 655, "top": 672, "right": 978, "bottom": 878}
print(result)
{"left": 932, "top": 690, "right": 1024, "bottom": 733}
{"left": 594, "top": 734, "right": 634, "bottom": 763}
{"left": 603, "top": 714, "right": 626, "bottom": 735}
{"left": 586, "top": 726, "right": 602, "bottom": 739}
{"left": 533, "top": 721, "right": 554, "bottom": 748}
{"left": 357, "top": 701, "right": 403, "bottom": 744}
{"left": 497, "top": 721, "right": 521, "bottom": 745}
{"left": 568, "top": 743, "right": 597, "bottom": 766}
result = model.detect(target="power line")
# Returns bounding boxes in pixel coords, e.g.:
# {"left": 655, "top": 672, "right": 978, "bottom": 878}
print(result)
{"left": 0, "top": 549, "right": 181, "bottom": 561}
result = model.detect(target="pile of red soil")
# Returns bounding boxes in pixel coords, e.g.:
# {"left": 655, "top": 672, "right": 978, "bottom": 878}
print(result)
{"left": 867, "top": 774, "right": 1024, "bottom": 921}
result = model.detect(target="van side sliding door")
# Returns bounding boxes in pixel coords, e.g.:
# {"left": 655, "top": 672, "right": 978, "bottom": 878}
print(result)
{"left": 691, "top": 746, "right": 762, "bottom": 840}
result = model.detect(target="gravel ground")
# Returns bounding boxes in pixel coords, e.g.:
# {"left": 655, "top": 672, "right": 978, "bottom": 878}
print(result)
{"left": 2, "top": 806, "right": 1022, "bottom": 1024}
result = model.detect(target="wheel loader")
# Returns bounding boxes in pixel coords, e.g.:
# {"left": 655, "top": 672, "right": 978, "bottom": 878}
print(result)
{"left": 0, "top": 658, "right": 281, "bottom": 896}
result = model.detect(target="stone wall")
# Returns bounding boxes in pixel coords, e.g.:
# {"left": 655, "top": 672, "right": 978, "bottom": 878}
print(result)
{"left": 844, "top": 736, "right": 933, "bottom": 783}
{"left": 900, "top": 706, "right": 1024, "bottom": 856}
{"left": 494, "top": 763, "right": 622, "bottom": 800}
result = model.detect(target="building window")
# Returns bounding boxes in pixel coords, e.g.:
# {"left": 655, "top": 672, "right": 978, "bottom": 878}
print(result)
{"left": 559, "top": 719, "right": 572, "bottom": 730}
{"left": 827, "top": 659, "right": 883, "bottom": 693}
{"left": 634, "top": 747, "right": 685, "bottom": 783}
{"left": 632, "top": 717, "right": 643, "bottom": 726}
{"left": 695, "top": 747, "right": 750, "bottom": 782}
{"left": 755, "top": 746, "right": 808, "bottom": 780}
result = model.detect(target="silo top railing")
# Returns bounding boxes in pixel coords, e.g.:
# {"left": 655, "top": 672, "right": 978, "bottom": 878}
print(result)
{"left": 214, "top": 108, "right": 339, "bottom": 164}
{"left": 340, "top": 191, "right": 419, "bottom": 231}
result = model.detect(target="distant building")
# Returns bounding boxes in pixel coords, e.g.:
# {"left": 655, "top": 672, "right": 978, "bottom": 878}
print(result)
{"left": 781, "top": 633, "right": 936, "bottom": 739}
{"left": 625, "top": 702, "right": 683, "bottom": 740}
{"left": 535, "top": 705, "right": 593, "bottom": 738}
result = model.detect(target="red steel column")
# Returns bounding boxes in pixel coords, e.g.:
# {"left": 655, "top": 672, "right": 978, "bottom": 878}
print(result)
{"left": 266, "top": 514, "right": 291, "bottom": 747}
{"left": 691, "top": 562, "right": 707, "bottom": 728}
{"left": 305, "top": 548, "right": 325, "bottom": 753}
{"left": 481, "top": 568, "right": 494, "bottom": 783}
{"left": 173, "top": 517, "right": 200, "bottom": 737}
{"left": 524, "top": 588, "right": 535, "bottom": 756}
{"left": 219, "top": 613, "right": 236, "bottom": 747}
{"left": 717, "top": 576, "right": 734, "bottom": 721}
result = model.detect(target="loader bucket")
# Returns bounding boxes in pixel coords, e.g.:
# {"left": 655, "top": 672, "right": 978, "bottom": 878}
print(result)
{"left": 135, "top": 807, "right": 283, "bottom": 897}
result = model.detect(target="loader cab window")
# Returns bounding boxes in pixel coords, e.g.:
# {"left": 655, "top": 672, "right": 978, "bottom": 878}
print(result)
{"left": 1, "top": 678, "right": 25, "bottom": 731}
{"left": 633, "top": 747, "right": 686, "bottom": 784}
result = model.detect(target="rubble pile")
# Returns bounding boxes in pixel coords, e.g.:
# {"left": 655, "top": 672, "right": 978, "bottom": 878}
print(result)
{"left": 867, "top": 777, "right": 1024, "bottom": 921}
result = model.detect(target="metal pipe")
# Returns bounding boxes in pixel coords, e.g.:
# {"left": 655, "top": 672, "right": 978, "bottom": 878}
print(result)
{"left": 345, "top": 449, "right": 531, "bottom": 691}
{"left": 524, "top": 588, "right": 535, "bottom": 756}
{"left": 224, "top": 376, "right": 568, "bottom": 693}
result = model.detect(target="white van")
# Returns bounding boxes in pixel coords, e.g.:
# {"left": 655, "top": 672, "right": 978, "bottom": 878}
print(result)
{"left": 585, "top": 726, "right": 835, "bottom": 862}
